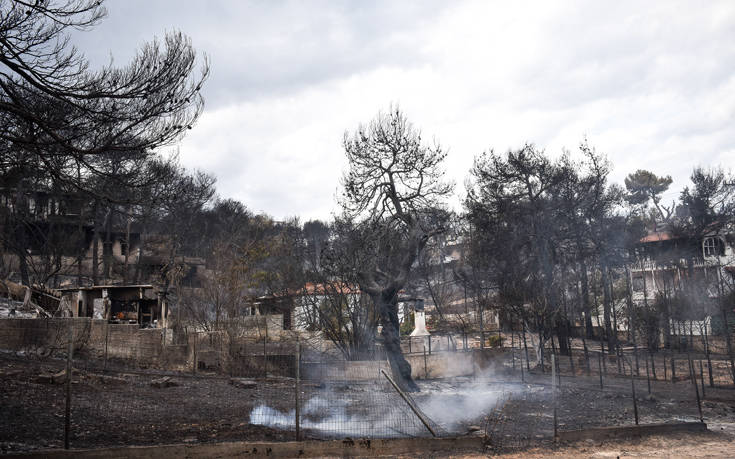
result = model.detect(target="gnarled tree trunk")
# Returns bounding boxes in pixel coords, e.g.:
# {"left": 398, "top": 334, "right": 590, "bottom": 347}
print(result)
{"left": 371, "top": 289, "right": 419, "bottom": 392}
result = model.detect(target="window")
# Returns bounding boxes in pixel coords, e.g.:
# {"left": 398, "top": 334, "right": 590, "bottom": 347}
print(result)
{"left": 703, "top": 237, "right": 724, "bottom": 257}
{"left": 632, "top": 275, "right": 645, "bottom": 292}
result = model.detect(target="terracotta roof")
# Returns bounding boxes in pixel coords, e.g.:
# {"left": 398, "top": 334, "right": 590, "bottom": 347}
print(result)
{"left": 639, "top": 231, "right": 674, "bottom": 243}
{"left": 302, "top": 282, "right": 361, "bottom": 295}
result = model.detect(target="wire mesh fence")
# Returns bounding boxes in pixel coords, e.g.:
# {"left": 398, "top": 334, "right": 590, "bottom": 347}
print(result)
{"left": 1, "top": 321, "right": 733, "bottom": 454}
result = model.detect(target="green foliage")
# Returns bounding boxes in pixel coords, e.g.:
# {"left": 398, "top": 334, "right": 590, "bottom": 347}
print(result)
{"left": 487, "top": 334, "right": 503, "bottom": 347}
{"left": 624, "top": 169, "right": 673, "bottom": 206}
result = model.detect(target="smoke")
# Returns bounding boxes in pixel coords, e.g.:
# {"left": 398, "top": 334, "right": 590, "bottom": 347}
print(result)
{"left": 249, "top": 395, "right": 423, "bottom": 437}
{"left": 249, "top": 351, "right": 538, "bottom": 437}
{"left": 415, "top": 381, "right": 516, "bottom": 432}
{"left": 250, "top": 378, "right": 529, "bottom": 437}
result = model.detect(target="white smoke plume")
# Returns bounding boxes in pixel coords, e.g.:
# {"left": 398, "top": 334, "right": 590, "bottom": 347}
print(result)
{"left": 250, "top": 378, "right": 532, "bottom": 437}
{"left": 249, "top": 395, "right": 425, "bottom": 437}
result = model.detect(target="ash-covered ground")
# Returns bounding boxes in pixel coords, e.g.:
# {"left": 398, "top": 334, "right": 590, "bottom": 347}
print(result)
{"left": 1, "top": 352, "right": 734, "bottom": 454}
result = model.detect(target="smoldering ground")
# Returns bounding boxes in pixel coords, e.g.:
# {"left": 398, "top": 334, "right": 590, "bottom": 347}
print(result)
{"left": 248, "top": 354, "right": 538, "bottom": 437}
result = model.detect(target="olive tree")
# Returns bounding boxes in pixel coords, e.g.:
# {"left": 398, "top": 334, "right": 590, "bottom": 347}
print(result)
{"left": 339, "top": 107, "right": 453, "bottom": 391}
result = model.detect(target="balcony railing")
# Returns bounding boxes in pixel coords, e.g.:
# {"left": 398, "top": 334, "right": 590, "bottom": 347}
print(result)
{"left": 630, "top": 257, "right": 719, "bottom": 272}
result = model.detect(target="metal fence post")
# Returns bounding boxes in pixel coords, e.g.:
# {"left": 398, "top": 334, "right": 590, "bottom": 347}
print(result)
{"left": 628, "top": 358, "right": 639, "bottom": 425}
{"left": 699, "top": 360, "right": 706, "bottom": 399}
{"left": 263, "top": 331, "right": 267, "bottom": 379}
{"left": 520, "top": 348, "right": 525, "bottom": 383}
{"left": 103, "top": 321, "right": 109, "bottom": 371}
{"left": 688, "top": 354, "right": 704, "bottom": 423}
{"left": 423, "top": 344, "right": 428, "bottom": 379}
{"left": 295, "top": 340, "right": 300, "bottom": 441}
{"left": 633, "top": 343, "right": 640, "bottom": 376}
{"left": 192, "top": 331, "right": 198, "bottom": 375}
{"left": 552, "top": 354, "right": 558, "bottom": 442}
{"left": 645, "top": 353, "right": 651, "bottom": 395}
{"left": 64, "top": 322, "right": 74, "bottom": 449}
{"left": 671, "top": 356, "right": 676, "bottom": 383}
{"left": 650, "top": 352, "right": 656, "bottom": 379}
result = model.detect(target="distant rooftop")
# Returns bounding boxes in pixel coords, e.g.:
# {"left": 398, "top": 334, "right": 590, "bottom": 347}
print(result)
{"left": 59, "top": 284, "right": 155, "bottom": 292}
{"left": 639, "top": 231, "right": 674, "bottom": 243}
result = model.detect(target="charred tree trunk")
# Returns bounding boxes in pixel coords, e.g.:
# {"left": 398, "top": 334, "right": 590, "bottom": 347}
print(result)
{"left": 91, "top": 201, "right": 100, "bottom": 285}
{"left": 555, "top": 318, "right": 570, "bottom": 355}
{"left": 103, "top": 208, "right": 113, "bottom": 282}
{"left": 661, "top": 270, "right": 673, "bottom": 350}
{"left": 601, "top": 262, "right": 614, "bottom": 352}
{"left": 715, "top": 263, "right": 735, "bottom": 385}
{"left": 625, "top": 265, "right": 640, "bottom": 375}
{"left": 134, "top": 222, "right": 146, "bottom": 283}
{"left": 578, "top": 254, "right": 593, "bottom": 338}
{"left": 522, "top": 321, "right": 531, "bottom": 371}
{"left": 123, "top": 206, "right": 131, "bottom": 284}
{"left": 77, "top": 196, "right": 86, "bottom": 286}
{"left": 371, "top": 289, "right": 419, "bottom": 392}
{"left": 17, "top": 248, "right": 30, "bottom": 286}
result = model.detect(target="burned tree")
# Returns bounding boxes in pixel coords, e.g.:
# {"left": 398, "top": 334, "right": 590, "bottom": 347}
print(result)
{"left": 339, "top": 107, "right": 453, "bottom": 392}
{"left": 0, "top": 0, "right": 208, "bottom": 199}
{"left": 466, "top": 145, "right": 571, "bottom": 367}
{"left": 0, "top": 0, "right": 208, "bottom": 154}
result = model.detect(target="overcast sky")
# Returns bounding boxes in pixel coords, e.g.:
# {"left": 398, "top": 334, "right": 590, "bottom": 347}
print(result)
{"left": 77, "top": 1, "right": 735, "bottom": 221}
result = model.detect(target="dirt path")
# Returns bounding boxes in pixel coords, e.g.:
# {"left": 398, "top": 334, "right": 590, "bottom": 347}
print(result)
{"left": 434, "top": 423, "right": 735, "bottom": 458}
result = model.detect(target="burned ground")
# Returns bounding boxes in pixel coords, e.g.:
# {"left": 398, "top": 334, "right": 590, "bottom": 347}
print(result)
{"left": 2, "top": 349, "right": 734, "bottom": 455}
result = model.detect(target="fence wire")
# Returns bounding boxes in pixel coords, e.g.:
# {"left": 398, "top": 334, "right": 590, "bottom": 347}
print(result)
{"left": 1, "top": 323, "right": 733, "bottom": 454}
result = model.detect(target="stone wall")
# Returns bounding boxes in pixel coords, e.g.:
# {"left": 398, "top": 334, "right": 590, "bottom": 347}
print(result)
{"left": 407, "top": 348, "right": 508, "bottom": 379}
{"left": 0, "top": 317, "right": 91, "bottom": 353}
{"left": 0, "top": 318, "right": 170, "bottom": 367}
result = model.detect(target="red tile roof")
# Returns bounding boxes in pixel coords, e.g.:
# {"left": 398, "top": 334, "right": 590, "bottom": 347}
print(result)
{"left": 639, "top": 231, "right": 674, "bottom": 243}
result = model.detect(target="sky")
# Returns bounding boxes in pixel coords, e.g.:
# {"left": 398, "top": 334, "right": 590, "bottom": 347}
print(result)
{"left": 76, "top": 1, "right": 735, "bottom": 221}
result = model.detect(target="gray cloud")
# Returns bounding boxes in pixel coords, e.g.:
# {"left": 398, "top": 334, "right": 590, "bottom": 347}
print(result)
{"left": 72, "top": 0, "right": 735, "bottom": 219}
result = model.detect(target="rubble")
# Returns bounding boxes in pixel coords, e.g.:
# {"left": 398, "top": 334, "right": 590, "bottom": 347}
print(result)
{"left": 35, "top": 368, "right": 77, "bottom": 384}
{"left": 230, "top": 378, "right": 257, "bottom": 389}
{"left": 88, "top": 373, "right": 127, "bottom": 385}
{"left": 150, "top": 376, "right": 178, "bottom": 388}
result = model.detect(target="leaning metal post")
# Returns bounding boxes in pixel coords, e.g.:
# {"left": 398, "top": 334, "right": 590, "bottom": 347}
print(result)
{"left": 381, "top": 369, "right": 436, "bottom": 437}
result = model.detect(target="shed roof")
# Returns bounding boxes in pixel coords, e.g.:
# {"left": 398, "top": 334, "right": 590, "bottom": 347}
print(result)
{"left": 59, "top": 284, "right": 155, "bottom": 292}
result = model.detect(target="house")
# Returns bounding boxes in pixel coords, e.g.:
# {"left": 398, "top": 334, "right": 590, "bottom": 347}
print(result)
{"left": 629, "top": 226, "right": 735, "bottom": 337}
{"left": 59, "top": 285, "right": 168, "bottom": 328}
{"left": 291, "top": 282, "right": 366, "bottom": 332}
